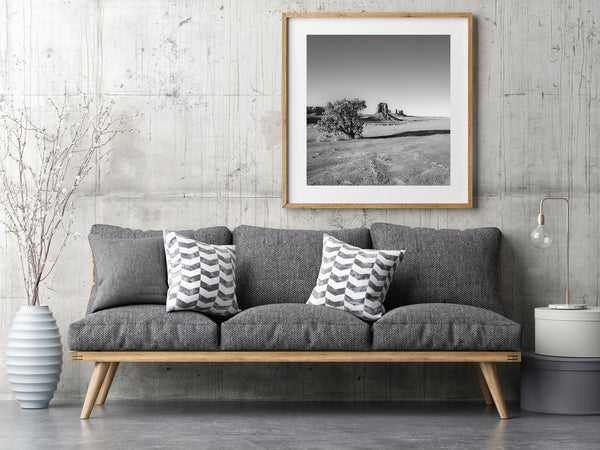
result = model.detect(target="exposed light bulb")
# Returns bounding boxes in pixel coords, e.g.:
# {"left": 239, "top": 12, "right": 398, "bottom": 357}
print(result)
{"left": 530, "top": 224, "right": 552, "bottom": 249}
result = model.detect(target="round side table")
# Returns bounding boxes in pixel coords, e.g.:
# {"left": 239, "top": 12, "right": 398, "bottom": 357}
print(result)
{"left": 535, "top": 306, "right": 600, "bottom": 357}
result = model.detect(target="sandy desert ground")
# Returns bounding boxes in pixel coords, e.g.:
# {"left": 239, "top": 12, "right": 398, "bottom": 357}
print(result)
{"left": 307, "top": 117, "right": 450, "bottom": 186}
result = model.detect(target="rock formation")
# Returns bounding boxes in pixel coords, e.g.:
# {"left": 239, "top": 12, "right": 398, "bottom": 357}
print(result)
{"left": 376, "top": 102, "right": 391, "bottom": 120}
{"left": 373, "top": 103, "right": 403, "bottom": 121}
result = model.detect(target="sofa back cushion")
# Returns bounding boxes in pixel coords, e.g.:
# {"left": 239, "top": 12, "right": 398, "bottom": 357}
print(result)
{"left": 233, "top": 225, "right": 371, "bottom": 309}
{"left": 370, "top": 223, "right": 503, "bottom": 314}
{"left": 87, "top": 224, "right": 232, "bottom": 313}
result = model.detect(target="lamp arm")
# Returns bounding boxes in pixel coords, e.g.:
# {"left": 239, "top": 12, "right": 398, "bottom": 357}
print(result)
{"left": 539, "top": 197, "right": 570, "bottom": 305}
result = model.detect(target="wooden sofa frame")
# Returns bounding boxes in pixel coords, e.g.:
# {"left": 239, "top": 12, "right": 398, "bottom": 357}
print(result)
{"left": 71, "top": 244, "right": 520, "bottom": 420}
{"left": 69, "top": 350, "right": 520, "bottom": 419}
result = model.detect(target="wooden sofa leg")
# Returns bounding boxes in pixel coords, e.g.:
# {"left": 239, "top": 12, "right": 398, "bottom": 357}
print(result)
{"left": 81, "top": 362, "right": 110, "bottom": 420}
{"left": 472, "top": 362, "right": 494, "bottom": 406}
{"left": 478, "top": 362, "right": 509, "bottom": 419}
{"left": 96, "top": 362, "right": 119, "bottom": 405}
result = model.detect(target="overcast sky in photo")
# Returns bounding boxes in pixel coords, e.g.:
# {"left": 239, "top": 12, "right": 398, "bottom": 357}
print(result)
{"left": 307, "top": 34, "right": 450, "bottom": 117}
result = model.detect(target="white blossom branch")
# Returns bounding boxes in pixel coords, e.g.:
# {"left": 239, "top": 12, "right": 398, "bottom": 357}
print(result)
{"left": 0, "top": 94, "right": 135, "bottom": 306}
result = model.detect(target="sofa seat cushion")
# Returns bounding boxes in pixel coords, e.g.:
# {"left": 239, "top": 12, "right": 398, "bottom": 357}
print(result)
{"left": 68, "top": 305, "right": 219, "bottom": 351}
{"left": 372, "top": 303, "right": 521, "bottom": 351}
{"left": 221, "top": 304, "right": 371, "bottom": 351}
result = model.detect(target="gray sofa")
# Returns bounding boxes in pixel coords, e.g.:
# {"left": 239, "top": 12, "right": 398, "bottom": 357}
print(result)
{"left": 68, "top": 223, "right": 521, "bottom": 419}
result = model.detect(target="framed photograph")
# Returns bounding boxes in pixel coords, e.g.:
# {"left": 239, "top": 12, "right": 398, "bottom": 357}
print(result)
{"left": 282, "top": 13, "right": 473, "bottom": 208}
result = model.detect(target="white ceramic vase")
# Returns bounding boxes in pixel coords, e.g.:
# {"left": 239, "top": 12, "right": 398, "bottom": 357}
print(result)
{"left": 6, "top": 305, "right": 62, "bottom": 408}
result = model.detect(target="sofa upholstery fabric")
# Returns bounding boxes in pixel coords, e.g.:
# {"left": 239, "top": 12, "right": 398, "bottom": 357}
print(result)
{"left": 87, "top": 224, "right": 232, "bottom": 313}
{"left": 370, "top": 223, "right": 504, "bottom": 314}
{"left": 372, "top": 303, "right": 521, "bottom": 351}
{"left": 88, "top": 235, "right": 168, "bottom": 312}
{"left": 221, "top": 304, "right": 371, "bottom": 350}
{"left": 233, "top": 225, "right": 371, "bottom": 309}
{"left": 90, "top": 224, "right": 232, "bottom": 242}
{"left": 68, "top": 304, "right": 219, "bottom": 351}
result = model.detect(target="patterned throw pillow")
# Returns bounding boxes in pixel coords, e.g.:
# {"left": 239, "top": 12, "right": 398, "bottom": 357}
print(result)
{"left": 307, "top": 234, "right": 404, "bottom": 321}
{"left": 164, "top": 230, "right": 240, "bottom": 317}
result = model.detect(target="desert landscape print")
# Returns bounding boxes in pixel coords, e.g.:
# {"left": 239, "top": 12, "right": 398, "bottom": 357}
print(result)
{"left": 307, "top": 34, "right": 451, "bottom": 186}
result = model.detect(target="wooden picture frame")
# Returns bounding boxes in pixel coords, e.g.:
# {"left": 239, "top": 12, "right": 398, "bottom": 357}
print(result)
{"left": 282, "top": 13, "right": 473, "bottom": 209}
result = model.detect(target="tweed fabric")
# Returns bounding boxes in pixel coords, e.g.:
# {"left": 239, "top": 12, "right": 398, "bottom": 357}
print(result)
{"left": 87, "top": 224, "right": 232, "bottom": 314}
{"left": 233, "top": 225, "right": 371, "bottom": 309}
{"left": 373, "top": 303, "right": 521, "bottom": 351}
{"left": 88, "top": 235, "right": 168, "bottom": 313}
{"left": 370, "top": 223, "right": 504, "bottom": 314}
{"left": 221, "top": 304, "right": 371, "bottom": 350}
{"left": 90, "top": 224, "right": 232, "bottom": 242}
{"left": 307, "top": 234, "right": 404, "bottom": 321}
{"left": 164, "top": 230, "right": 239, "bottom": 317}
{"left": 68, "top": 304, "right": 219, "bottom": 351}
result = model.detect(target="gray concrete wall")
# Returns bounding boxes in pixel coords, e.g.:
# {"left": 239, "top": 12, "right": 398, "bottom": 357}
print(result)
{"left": 1, "top": 0, "right": 598, "bottom": 402}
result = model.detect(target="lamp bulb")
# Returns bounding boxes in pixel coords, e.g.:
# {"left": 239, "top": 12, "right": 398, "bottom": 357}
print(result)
{"left": 530, "top": 224, "right": 552, "bottom": 249}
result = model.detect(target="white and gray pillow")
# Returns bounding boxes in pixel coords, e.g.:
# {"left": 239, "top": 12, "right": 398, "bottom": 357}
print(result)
{"left": 164, "top": 230, "right": 240, "bottom": 317}
{"left": 307, "top": 234, "right": 404, "bottom": 321}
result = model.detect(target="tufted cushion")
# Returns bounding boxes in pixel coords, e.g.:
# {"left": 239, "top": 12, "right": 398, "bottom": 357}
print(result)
{"left": 68, "top": 305, "right": 219, "bottom": 351}
{"left": 370, "top": 223, "right": 504, "bottom": 314}
{"left": 87, "top": 224, "right": 232, "bottom": 313}
{"left": 221, "top": 304, "right": 371, "bottom": 350}
{"left": 233, "top": 225, "right": 371, "bottom": 309}
{"left": 373, "top": 303, "right": 521, "bottom": 351}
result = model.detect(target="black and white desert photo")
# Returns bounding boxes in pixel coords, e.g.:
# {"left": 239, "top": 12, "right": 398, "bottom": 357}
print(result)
{"left": 306, "top": 34, "right": 451, "bottom": 186}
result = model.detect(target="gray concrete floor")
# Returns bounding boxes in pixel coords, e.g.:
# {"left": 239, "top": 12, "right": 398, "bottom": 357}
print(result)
{"left": 1, "top": 400, "right": 599, "bottom": 449}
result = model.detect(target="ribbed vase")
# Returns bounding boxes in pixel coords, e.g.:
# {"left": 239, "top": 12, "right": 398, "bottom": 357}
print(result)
{"left": 6, "top": 305, "right": 62, "bottom": 409}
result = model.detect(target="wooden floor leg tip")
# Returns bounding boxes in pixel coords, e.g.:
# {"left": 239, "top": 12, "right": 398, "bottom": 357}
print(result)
{"left": 80, "top": 362, "right": 110, "bottom": 419}
{"left": 478, "top": 362, "right": 509, "bottom": 419}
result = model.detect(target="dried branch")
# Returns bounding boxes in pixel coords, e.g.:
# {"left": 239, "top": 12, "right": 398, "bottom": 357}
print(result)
{"left": 0, "top": 94, "right": 134, "bottom": 306}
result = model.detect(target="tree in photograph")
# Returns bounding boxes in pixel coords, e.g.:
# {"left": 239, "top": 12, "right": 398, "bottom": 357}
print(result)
{"left": 317, "top": 98, "right": 367, "bottom": 139}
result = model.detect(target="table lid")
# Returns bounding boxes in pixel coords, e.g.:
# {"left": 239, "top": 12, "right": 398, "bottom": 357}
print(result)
{"left": 535, "top": 306, "right": 600, "bottom": 321}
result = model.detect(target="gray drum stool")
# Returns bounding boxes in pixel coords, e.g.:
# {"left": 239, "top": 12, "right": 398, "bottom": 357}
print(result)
{"left": 521, "top": 352, "right": 600, "bottom": 415}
